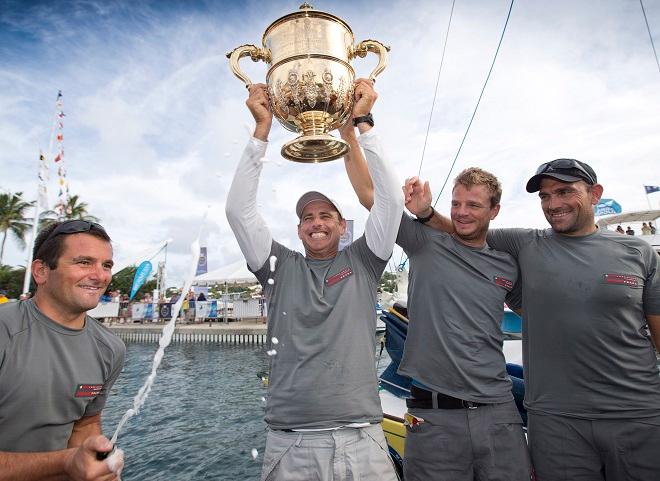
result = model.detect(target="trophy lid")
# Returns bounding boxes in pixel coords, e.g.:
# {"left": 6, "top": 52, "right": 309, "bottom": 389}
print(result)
{"left": 263, "top": 3, "right": 353, "bottom": 43}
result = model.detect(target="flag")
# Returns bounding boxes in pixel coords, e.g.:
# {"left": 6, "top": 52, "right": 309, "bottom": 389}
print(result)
{"left": 129, "top": 261, "right": 153, "bottom": 301}
{"left": 644, "top": 185, "right": 660, "bottom": 194}
{"left": 37, "top": 150, "right": 49, "bottom": 208}
{"left": 594, "top": 198, "right": 622, "bottom": 217}
{"left": 196, "top": 247, "right": 208, "bottom": 276}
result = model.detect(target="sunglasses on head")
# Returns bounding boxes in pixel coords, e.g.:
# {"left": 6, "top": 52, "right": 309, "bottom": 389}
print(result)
{"left": 46, "top": 220, "right": 107, "bottom": 242}
{"left": 535, "top": 158, "right": 596, "bottom": 184}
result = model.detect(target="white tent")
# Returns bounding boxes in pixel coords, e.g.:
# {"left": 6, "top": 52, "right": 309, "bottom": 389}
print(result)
{"left": 193, "top": 259, "right": 257, "bottom": 285}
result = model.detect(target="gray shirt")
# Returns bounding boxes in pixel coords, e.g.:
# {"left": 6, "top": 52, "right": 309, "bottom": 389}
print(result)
{"left": 397, "top": 214, "right": 518, "bottom": 403}
{"left": 254, "top": 237, "right": 386, "bottom": 429}
{"left": 225, "top": 129, "right": 402, "bottom": 430}
{"left": 488, "top": 227, "right": 660, "bottom": 419}
{"left": 0, "top": 300, "right": 126, "bottom": 451}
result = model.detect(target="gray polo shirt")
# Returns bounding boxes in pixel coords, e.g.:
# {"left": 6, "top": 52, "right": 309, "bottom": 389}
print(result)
{"left": 0, "top": 300, "right": 126, "bottom": 451}
{"left": 253, "top": 236, "right": 386, "bottom": 430}
{"left": 397, "top": 214, "right": 518, "bottom": 403}
{"left": 488, "top": 227, "right": 660, "bottom": 419}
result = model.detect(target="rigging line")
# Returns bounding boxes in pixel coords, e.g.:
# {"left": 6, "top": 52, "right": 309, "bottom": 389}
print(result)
{"left": 399, "top": 0, "right": 515, "bottom": 271}
{"left": 432, "top": 0, "right": 515, "bottom": 209}
{"left": 639, "top": 0, "right": 660, "bottom": 75}
{"left": 417, "top": 0, "right": 456, "bottom": 177}
{"left": 399, "top": 0, "right": 457, "bottom": 271}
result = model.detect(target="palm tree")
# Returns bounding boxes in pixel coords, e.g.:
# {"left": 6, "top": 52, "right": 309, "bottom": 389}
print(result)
{"left": 40, "top": 194, "right": 100, "bottom": 229}
{"left": 0, "top": 192, "right": 34, "bottom": 265}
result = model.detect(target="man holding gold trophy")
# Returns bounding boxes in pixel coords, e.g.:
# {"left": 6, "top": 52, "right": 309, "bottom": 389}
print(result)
{"left": 225, "top": 5, "right": 402, "bottom": 480}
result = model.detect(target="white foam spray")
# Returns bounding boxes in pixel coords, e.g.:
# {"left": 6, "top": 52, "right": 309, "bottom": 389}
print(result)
{"left": 267, "top": 255, "right": 277, "bottom": 285}
{"left": 109, "top": 222, "right": 204, "bottom": 446}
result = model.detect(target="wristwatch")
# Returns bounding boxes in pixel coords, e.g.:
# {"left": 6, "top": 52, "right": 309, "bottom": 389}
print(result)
{"left": 352, "top": 113, "right": 374, "bottom": 127}
{"left": 414, "top": 207, "right": 435, "bottom": 224}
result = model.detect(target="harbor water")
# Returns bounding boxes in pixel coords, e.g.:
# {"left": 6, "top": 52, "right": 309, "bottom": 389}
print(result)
{"left": 102, "top": 341, "right": 391, "bottom": 480}
{"left": 102, "top": 343, "right": 269, "bottom": 480}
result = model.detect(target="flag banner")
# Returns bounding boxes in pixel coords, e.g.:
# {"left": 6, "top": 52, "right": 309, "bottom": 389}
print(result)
{"left": 196, "top": 246, "right": 208, "bottom": 275}
{"left": 129, "top": 261, "right": 153, "bottom": 300}
{"left": 644, "top": 185, "right": 660, "bottom": 194}
{"left": 37, "top": 150, "right": 49, "bottom": 208}
{"left": 594, "top": 198, "right": 622, "bottom": 216}
{"left": 338, "top": 219, "right": 354, "bottom": 251}
{"left": 159, "top": 303, "right": 172, "bottom": 319}
{"left": 53, "top": 90, "right": 69, "bottom": 217}
{"left": 209, "top": 300, "right": 218, "bottom": 318}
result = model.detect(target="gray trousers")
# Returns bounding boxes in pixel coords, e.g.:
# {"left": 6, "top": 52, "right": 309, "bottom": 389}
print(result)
{"left": 403, "top": 400, "right": 531, "bottom": 481}
{"left": 260, "top": 424, "right": 399, "bottom": 481}
{"left": 528, "top": 412, "right": 660, "bottom": 481}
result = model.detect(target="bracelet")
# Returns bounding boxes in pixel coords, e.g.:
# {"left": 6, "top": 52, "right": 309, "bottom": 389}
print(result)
{"left": 414, "top": 207, "right": 435, "bottom": 224}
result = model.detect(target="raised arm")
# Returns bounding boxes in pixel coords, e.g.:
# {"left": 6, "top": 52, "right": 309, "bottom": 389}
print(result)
{"left": 341, "top": 79, "right": 403, "bottom": 260}
{"left": 340, "top": 118, "right": 373, "bottom": 210}
{"left": 403, "top": 176, "right": 454, "bottom": 233}
{"left": 225, "top": 84, "right": 274, "bottom": 271}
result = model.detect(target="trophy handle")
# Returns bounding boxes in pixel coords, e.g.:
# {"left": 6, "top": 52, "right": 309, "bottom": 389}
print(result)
{"left": 225, "top": 44, "right": 271, "bottom": 88}
{"left": 352, "top": 40, "right": 391, "bottom": 81}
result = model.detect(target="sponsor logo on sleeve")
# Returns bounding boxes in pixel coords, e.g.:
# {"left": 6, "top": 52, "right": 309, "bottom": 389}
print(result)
{"left": 75, "top": 384, "right": 103, "bottom": 398}
{"left": 326, "top": 267, "right": 353, "bottom": 287}
{"left": 603, "top": 274, "right": 639, "bottom": 287}
{"left": 494, "top": 276, "right": 514, "bottom": 291}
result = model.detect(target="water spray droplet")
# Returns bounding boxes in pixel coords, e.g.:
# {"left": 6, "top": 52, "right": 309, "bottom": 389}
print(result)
{"left": 251, "top": 448, "right": 258, "bottom": 460}
{"left": 261, "top": 396, "right": 266, "bottom": 403}
{"left": 282, "top": 311, "right": 287, "bottom": 316}
{"left": 267, "top": 349, "right": 277, "bottom": 356}
{"left": 267, "top": 278, "right": 274, "bottom": 285}
{"left": 271, "top": 337, "right": 279, "bottom": 345}
{"left": 269, "top": 256, "right": 277, "bottom": 272}
{"left": 260, "top": 157, "right": 271, "bottom": 164}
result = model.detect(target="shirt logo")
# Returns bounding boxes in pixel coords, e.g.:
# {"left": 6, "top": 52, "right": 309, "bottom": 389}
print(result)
{"left": 326, "top": 267, "right": 353, "bottom": 287}
{"left": 603, "top": 274, "right": 639, "bottom": 287}
{"left": 75, "top": 384, "right": 103, "bottom": 398}
{"left": 494, "top": 276, "right": 513, "bottom": 291}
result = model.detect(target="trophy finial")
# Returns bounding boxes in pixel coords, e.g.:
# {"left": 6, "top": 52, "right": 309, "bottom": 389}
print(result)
{"left": 299, "top": 2, "right": 313, "bottom": 10}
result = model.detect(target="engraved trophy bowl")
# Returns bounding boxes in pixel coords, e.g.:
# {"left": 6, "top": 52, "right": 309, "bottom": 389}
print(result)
{"left": 227, "top": 3, "right": 389, "bottom": 163}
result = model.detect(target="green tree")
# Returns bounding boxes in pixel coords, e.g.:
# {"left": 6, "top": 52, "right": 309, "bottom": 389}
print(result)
{"left": 0, "top": 264, "right": 29, "bottom": 299}
{"left": 0, "top": 191, "right": 34, "bottom": 265}
{"left": 379, "top": 271, "right": 399, "bottom": 293}
{"left": 40, "top": 194, "right": 100, "bottom": 229}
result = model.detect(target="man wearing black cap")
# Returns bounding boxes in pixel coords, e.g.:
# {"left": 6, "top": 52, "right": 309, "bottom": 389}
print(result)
{"left": 408, "top": 158, "right": 660, "bottom": 480}
{"left": 225, "top": 79, "right": 402, "bottom": 481}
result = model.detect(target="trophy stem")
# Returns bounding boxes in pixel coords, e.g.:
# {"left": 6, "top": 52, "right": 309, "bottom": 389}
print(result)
{"left": 281, "top": 134, "right": 350, "bottom": 163}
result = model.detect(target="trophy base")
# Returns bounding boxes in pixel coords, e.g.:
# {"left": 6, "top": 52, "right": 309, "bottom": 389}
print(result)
{"left": 281, "top": 135, "right": 350, "bottom": 163}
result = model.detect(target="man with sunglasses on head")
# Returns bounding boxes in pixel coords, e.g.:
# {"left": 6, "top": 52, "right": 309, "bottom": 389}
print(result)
{"left": 410, "top": 158, "right": 660, "bottom": 480}
{"left": 0, "top": 220, "right": 126, "bottom": 481}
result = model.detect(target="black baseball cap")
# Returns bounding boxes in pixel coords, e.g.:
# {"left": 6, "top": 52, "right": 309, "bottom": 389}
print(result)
{"left": 526, "top": 158, "right": 597, "bottom": 193}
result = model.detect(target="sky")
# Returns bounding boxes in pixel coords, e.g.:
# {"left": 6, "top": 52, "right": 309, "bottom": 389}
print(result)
{"left": 1, "top": 0, "right": 659, "bottom": 288}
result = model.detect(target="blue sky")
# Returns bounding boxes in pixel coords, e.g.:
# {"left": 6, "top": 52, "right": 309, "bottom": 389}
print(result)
{"left": 1, "top": 0, "right": 659, "bottom": 286}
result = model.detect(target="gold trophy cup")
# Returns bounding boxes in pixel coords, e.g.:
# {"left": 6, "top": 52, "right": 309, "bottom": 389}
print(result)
{"left": 227, "top": 3, "right": 389, "bottom": 163}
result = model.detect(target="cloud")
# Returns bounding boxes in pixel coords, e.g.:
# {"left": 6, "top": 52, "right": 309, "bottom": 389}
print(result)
{"left": 1, "top": 0, "right": 659, "bottom": 285}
